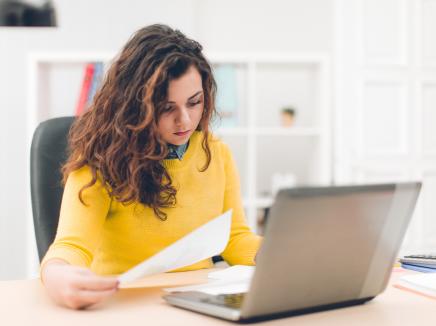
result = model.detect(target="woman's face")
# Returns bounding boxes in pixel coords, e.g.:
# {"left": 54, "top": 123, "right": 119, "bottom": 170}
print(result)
{"left": 157, "top": 65, "right": 204, "bottom": 146}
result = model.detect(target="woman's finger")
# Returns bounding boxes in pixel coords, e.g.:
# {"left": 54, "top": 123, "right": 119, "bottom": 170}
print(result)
{"left": 77, "top": 288, "right": 118, "bottom": 307}
{"left": 73, "top": 275, "right": 119, "bottom": 291}
{"left": 66, "top": 288, "right": 117, "bottom": 309}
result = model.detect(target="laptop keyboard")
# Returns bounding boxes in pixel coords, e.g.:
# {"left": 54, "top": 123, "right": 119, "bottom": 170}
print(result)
{"left": 202, "top": 293, "right": 246, "bottom": 309}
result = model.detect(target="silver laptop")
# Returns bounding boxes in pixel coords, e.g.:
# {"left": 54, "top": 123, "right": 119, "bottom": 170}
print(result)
{"left": 164, "top": 182, "right": 421, "bottom": 322}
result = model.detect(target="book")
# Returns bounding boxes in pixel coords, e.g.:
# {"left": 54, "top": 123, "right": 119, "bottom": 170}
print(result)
{"left": 400, "top": 254, "right": 436, "bottom": 266}
{"left": 86, "top": 62, "right": 104, "bottom": 105}
{"left": 395, "top": 273, "right": 436, "bottom": 300}
{"left": 401, "top": 263, "right": 436, "bottom": 273}
{"left": 75, "top": 63, "right": 95, "bottom": 116}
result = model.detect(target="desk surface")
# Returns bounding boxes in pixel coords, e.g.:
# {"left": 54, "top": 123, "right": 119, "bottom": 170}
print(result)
{"left": 1, "top": 268, "right": 436, "bottom": 325}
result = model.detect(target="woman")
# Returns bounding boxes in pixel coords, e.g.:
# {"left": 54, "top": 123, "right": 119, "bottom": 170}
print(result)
{"left": 41, "top": 24, "right": 262, "bottom": 310}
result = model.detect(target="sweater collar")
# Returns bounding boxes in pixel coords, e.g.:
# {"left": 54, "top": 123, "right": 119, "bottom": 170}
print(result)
{"left": 166, "top": 141, "right": 189, "bottom": 161}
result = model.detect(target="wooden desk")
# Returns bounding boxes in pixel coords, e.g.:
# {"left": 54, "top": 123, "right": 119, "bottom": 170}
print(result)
{"left": 1, "top": 268, "right": 435, "bottom": 325}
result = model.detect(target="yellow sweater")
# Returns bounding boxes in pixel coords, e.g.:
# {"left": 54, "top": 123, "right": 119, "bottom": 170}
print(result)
{"left": 41, "top": 131, "right": 262, "bottom": 276}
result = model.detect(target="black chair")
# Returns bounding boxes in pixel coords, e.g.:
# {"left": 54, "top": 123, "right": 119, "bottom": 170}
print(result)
{"left": 30, "top": 116, "right": 75, "bottom": 262}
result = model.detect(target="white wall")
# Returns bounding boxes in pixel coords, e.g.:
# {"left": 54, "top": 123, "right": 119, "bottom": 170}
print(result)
{"left": 0, "top": 0, "right": 335, "bottom": 280}
{"left": 194, "top": 0, "right": 334, "bottom": 52}
{"left": 334, "top": 0, "right": 436, "bottom": 255}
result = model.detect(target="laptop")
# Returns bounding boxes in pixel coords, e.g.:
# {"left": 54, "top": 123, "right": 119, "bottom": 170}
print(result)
{"left": 163, "top": 182, "right": 421, "bottom": 322}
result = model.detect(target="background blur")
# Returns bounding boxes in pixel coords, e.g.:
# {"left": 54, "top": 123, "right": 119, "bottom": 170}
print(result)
{"left": 1, "top": 0, "right": 435, "bottom": 280}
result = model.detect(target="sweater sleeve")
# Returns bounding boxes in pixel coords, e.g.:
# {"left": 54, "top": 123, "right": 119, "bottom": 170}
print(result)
{"left": 220, "top": 144, "right": 262, "bottom": 265}
{"left": 40, "top": 166, "right": 111, "bottom": 273}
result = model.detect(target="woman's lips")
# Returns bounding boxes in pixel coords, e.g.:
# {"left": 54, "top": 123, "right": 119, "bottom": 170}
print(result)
{"left": 174, "top": 130, "right": 190, "bottom": 136}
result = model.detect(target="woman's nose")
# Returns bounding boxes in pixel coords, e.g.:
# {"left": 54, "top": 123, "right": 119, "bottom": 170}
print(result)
{"left": 175, "top": 107, "right": 190, "bottom": 126}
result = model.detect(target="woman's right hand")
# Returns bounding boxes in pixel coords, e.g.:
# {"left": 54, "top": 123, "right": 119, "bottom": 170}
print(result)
{"left": 41, "top": 259, "right": 119, "bottom": 310}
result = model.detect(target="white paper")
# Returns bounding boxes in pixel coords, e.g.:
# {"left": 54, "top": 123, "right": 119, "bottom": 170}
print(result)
{"left": 118, "top": 209, "right": 232, "bottom": 284}
{"left": 164, "top": 266, "right": 255, "bottom": 295}
{"left": 197, "top": 280, "right": 251, "bottom": 295}
{"left": 208, "top": 265, "right": 255, "bottom": 281}
{"left": 399, "top": 273, "right": 436, "bottom": 290}
{"left": 164, "top": 278, "right": 251, "bottom": 295}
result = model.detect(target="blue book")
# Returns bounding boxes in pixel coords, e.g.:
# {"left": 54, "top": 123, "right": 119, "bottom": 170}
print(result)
{"left": 401, "top": 263, "right": 436, "bottom": 273}
{"left": 87, "top": 62, "right": 104, "bottom": 105}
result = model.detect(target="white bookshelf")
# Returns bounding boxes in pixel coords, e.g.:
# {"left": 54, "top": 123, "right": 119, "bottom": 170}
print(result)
{"left": 26, "top": 51, "right": 332, "bottom": 276}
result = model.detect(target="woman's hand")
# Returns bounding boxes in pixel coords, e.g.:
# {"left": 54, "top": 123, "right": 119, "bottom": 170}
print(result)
{"left": 41, "top": 259, "right": 119, "bottom": 310}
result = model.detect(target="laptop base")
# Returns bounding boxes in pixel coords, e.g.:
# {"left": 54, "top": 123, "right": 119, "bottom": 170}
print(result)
{"left": 164, "top": 291, "right": 375, "bottom": 323}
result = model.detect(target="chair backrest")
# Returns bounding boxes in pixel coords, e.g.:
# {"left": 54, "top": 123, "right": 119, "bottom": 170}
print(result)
{"left": 30, "top": 116, "right": 75, "bottom": 262}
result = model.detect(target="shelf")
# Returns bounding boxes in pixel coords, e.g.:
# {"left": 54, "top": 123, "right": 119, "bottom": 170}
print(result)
{"left": 28, "top": 51, "right": 332, "bottom": 237}
{"left": 206, "top": 52, "right": 329, "bottom": 64}
{"left": 29, "top": 51, "right": 329, "bottom": 65}
{"left": 28, "top": 51, "right": 116, "bottom": 63}
{"left": 214, "top": 127, "right": 322, "bottom": 137}
{"left": 255, "top": 127, "right": 322, "bottom": 136}
{"left": 214, "top": 127, "right": 248, "bottom": 136}
{"left": 254, "top": 196, "right": 274, "bottom": 208}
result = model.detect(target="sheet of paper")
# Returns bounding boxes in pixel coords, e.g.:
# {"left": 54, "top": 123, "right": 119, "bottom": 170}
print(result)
{"left": 208, "top": 265, "right": 255, "bottom": 281}
{"left": 400, "top": 273, "right": 436, "bottom": 290}
{"left": 164, "top": 278, "right": 251, "bottom": 295}
{"left": 197, "top": 280, "right": 250, "bottom": 295}
{"left": 395, "top": 273, "right": 436, "bottom": 299}
{"left": 164, "top": 266, "right": 255, "bottom": 295}
{"left": 118, "top": 209, "right": 232, "bottom": 284}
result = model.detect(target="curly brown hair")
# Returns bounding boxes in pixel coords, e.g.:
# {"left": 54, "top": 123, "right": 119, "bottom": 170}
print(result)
{"left": 62, "top": 24, "right": 217, "bottom": 220}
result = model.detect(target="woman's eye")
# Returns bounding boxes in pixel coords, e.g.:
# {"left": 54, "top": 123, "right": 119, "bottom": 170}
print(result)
{"left": 188, "top": 100, "right": 202, "bottom": 107}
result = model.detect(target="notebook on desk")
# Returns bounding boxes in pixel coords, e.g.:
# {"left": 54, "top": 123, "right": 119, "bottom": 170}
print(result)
{"left": 164, "top": 182, "right": 421, "bottom": 322}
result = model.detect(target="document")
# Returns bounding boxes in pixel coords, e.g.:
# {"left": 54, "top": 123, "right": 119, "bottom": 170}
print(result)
{"left": 208, "top": 265, "right": 255, "bottom": 281}
{"left": 164, "top": 265, "right": 255, "bottom": 295}
{"left": 118, "top": 210, "right": 232, "bottom": 284}
{"left": 164, "top": 278, "right": 251, "bottom": 295}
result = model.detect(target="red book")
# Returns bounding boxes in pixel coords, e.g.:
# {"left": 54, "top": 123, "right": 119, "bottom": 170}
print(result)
{"left": 75, "top": 63, "right": 95, "bottom": 116}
